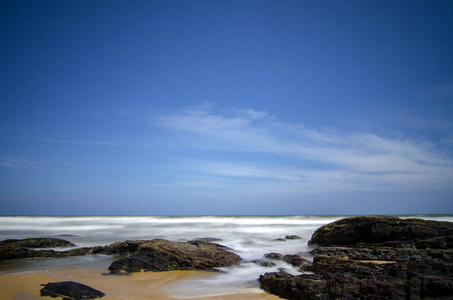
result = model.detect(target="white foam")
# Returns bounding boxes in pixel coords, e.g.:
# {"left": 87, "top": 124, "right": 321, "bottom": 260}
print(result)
{"left": 164, "top": 262, "right": 302, "bottom": 298}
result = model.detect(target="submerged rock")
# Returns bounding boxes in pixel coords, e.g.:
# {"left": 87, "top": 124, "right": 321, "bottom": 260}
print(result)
{"left": 264, "top": 252, "right": 283, "bottom": 260}
{"left": 260, "top": 216, "right": 453, "bottom": 300}
{"left": 282, "top": 254, "right": 311, "bottom": 269}
{"left": 250, "top": 260, "right": 277, "bottom": 267}
{"left": 261, "top": 253, "right": 311, "bottom": 271}
{"left": 274, "top": 238, "right": 286, "bottom": 242}
{"left": 285, "top": 235, "right": 302, "bottom": 240}
{"left": 108, "top": 239, "right": 242, "bottom": 273}
{"left": 40, "top": 281, "right": 105, "bottom": 300}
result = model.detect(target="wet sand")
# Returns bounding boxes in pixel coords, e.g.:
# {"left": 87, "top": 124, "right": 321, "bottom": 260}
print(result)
{"left": 0, "top": 268, "right": 282, "bottom": 300}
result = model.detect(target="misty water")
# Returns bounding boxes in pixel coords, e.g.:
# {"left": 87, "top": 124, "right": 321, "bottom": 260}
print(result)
{"left": 1, "top": 215, "right": 452, "bottom": 297}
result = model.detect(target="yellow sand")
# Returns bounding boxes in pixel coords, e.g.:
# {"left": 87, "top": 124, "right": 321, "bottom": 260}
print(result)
{"left": 0, "top": 268, "right": 282, "bottom": 300}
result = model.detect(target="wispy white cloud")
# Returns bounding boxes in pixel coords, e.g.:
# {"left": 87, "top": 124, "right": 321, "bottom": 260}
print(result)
{"left": 180, "top": 159, "right": 450, "bottom": 194}
{"left": 0, "top": 158, "right": 40, "bottom": 169}
{"left": 233, "top": 108, "right": 270, "bottom": 120}
{"left": 26, "top": 138, "right": 122, "bottom": 146}
{"left": 151, "top": 107, "right": 453, "bottom": 196}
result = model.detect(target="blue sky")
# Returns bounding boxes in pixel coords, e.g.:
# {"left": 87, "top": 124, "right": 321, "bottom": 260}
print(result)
{"left": 1, "top": 0, "right": 453, "bottom": 215}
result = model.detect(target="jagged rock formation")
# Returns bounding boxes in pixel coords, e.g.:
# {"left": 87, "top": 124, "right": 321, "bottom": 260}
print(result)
{"left": 285, "top": 235, "right": 302, "bottom": 240}
{"left": 0, "top": 237, "right": 242, "bottom": 274}
{"left": 0, "top": 238, "right": 79, "bottom": 261}
{"left": 309, "top": 215, "right": 453, "bottom": 247}
{"left": 108, "top": 239, "right": 242, "bottom": 273}
{"left": 0, "top": 239, "right": 152, "bottom": 261}
{"left": 259, "top": 216, "right": 453, "bottom": 300}
{"left": 0, "top": 238, "right": 76, "bottom": 248}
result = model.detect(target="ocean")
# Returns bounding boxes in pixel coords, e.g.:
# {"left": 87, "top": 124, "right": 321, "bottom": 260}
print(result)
{"left": 1, "top": 215, "right": 452, "bottom": 298}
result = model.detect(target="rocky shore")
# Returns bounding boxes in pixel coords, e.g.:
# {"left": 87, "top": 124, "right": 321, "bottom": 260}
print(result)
{"left": 1, "top": 237, "right": 243, "bottom": 299}
{"left": 259, "top": 215, "right": 453, "bottom": 300}
{"left": 2, "top": 215, "right": 453, "bottom": 299}
{"left": 0, "top": 238, "right": 242, "bottom": 272}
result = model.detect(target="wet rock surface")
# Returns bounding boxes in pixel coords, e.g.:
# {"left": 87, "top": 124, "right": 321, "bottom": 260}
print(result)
{"left": 274, "top": 235, "right": 302, "bottom": 241}
{"left": 274, "top": 238, "right": 286, "bottom": 242}
{"left": 282, "top": 254, "right": 311, "bottom": 269}
{"left": 108, "top": 239, "right": 242, "bottom": 273}
{"left": 0, "top": 238, "right": 76, "bottom": 248}
{"left": 308, "top": 215, "right": 453, "bottom": 247}
{"left": 285, "top": 235, "right": 302, "bottom": 240}
{"left": 264, "top": 252, "right": 283, "bottom": 260}
{"left": 0, "top": 239, "right": 152, "bottom": 261}
{"left": 250, "top": 260, "right": 277, "bottom": 267}
{"left": 40, "top": 281, "right": 105, "bottom": 300}
{"left": 259, "top": 216, "right": 453, "bottom": 300}
{"left": 0, "top": 238, "right": 78, "bottom": 261}
{"left": 0, "top": 237, "right": 242, "bottom": 274}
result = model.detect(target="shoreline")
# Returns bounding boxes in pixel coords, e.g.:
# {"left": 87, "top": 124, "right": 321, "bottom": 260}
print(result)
{"left": 0, "top": 266, "right": 282, "bottom": 300}
{"left": 4, "top": 215, "right": 451, "bottom": 299}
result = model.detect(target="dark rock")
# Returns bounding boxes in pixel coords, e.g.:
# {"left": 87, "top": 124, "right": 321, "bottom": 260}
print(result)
{"left": 0, "top": 239, "right": 152, "bottom": 261}
{"left": 108, "top": 255, "right": 157, "bottom": 273}
{"left": 285, "top": 235, "right": 302, "bottom": 240}
{"left": 264, "top": 252, "right": 283, "bottom": 260}
{"left": 260, "top": 272, "right": 329, "bottom": 300}
{"left": 260, "top": 216, "right": 453, "bottom": 300}
{"left": 91, "top": 240, "right": 149, "bottom": 255}
{"left": 40, "top": 281, "right": 105, "bottom": 300}
{"left": 187, "top": 239, "right": 233, "bottom": 251}
{"left": 277, "top": 268, "right": 291, "bottom": 274}
{"left": 282, "top": 254, "right": 311, "bottom": 269}
{"left": 0, "top": 238, "right": 78, "bottom": 261}
{"left": 415, "top": 235, "right": 453, "bottom": 249}
{"left": 0, "top": 238, "right": 238, "bottom": 264}
{"left": 0, "top": 238, "right": 230, "bottom": 262}
{"left": 108, "top": 239, "right": 242, "bottom": 274}
{"left": 0, "top": 244, "right": 38, "bottom": 261}
{"left": 0, "top": 238, "right": 76, "bottom": 248}
{"left": 274, "top": 238, "right": 286, "bottom": 242}
{"left": 63, "top": 247, "right": 94, "bottom": 256}
{"left": 308, "top": 215, "right": 453, "bottom": 247}
{"left": 250, "top": 260, "right": 276, "bottom": 267}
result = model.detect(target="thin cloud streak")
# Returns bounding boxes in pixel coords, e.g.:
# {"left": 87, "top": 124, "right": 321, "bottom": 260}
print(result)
{"left": 24, "top": 138, "right": 123, "bottom": 147}
{"left": 0, "top": 158, "right": 38, "bottom": 169}
{"left": 181, "top": 160, "right": 450, "bottom": 193}
{"left": 153, "top": 108, "right": 453, "bottom": 195}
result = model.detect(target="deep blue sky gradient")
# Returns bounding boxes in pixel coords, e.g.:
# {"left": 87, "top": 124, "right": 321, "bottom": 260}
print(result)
{"left": 1, "top": 1, "right": 453, "bottom": 215}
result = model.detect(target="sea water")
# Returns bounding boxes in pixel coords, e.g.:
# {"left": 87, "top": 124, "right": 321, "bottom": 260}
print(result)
{"left": 0, "top": 215, "right": 452, "bottom": 297}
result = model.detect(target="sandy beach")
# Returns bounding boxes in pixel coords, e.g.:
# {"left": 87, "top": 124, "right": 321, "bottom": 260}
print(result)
{"left": 0, "top": 267, "right": 282, "bottom": 300}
